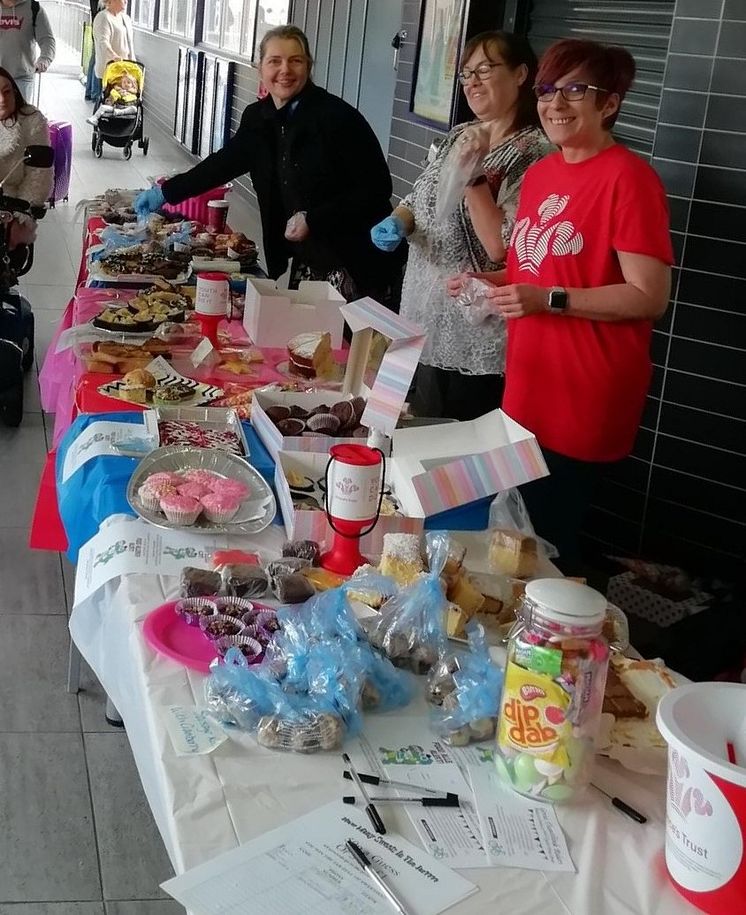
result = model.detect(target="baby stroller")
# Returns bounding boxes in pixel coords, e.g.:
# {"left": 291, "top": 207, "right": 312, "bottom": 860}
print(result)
{"left": 92, "top": 60, "right": 149, "bottom": 160}
{"left": 0, "top": 145, "right": 54, "bottom": 426}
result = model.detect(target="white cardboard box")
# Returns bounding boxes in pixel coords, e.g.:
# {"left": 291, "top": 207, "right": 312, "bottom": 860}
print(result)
{"left": 390, "top": 409, "right": 548, "bottom": 517}
{"left": 242, "top": 278, "right": 345, "bottom": 348}
{"left": 251, "top": 297, "right": 426, "bottom": 459}
{"left": 275, "top": 450, "right": 423, "bottom": 553}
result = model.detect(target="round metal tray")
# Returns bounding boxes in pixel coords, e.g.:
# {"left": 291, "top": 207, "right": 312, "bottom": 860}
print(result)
{"left": 127, "top": 445, "right": 276, "bottom": 535}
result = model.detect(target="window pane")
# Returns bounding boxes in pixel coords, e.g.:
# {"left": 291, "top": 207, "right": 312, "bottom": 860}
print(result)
{"left": 203, "top": 0, "right": 223, "bottom": 46}
{"left": 254, "top": 1, "right": 290, "bottom": 57}
{"left": 140, "top": 0, "right": 154, "bottom": 27}
{"left": 173, "top": 0, "right": 191, "bottom": 37}
{"left": 223, "top": 0, "right": 245, "bottom": 52}
{"left": 158, "top": 0, "right": 172, "bottom": 31}
{"left": 241, "top": 0, "right": 257, "bottom": 58}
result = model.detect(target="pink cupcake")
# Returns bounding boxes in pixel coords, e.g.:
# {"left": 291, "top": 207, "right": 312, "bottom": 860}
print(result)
{"left": 138, "top": 479, "right": 177, "bottom": 511}
{"left": 178, "top": 481, "right": 212, "bottom": 499}
{"left": 209, "top": 478, "right": 250, "bottom": 500}
{"left": 145, "top": 471, "right": 181, "bottom": 487}
{"left": 201, "top": 492, "right": 240, "bottom": 523}
{"left": 160, "top": 493, "right": 202, "bottom": 525}
{"left": 183, "top": 469, "right": 221, "bottom": 487}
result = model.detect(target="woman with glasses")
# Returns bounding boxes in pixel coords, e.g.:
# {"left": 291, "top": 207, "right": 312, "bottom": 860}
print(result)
{"left": 449, "top": 38, "right": 674, "bottom": 571}
{"left": 371, "top": 31, "right": 550, "bottom": 420}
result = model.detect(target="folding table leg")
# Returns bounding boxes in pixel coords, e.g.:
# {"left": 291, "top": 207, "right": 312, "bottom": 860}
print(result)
{"left": 67, "top": 639, "right": 82, "bottom": 693}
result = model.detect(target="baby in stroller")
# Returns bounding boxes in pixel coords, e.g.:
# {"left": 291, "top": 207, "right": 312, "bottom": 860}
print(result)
{"left": 86, "top": 72, "right": 139, "bottom": 126}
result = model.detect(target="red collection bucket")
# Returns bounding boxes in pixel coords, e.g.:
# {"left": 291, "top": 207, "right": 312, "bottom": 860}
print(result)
{"left": 656, "top": 682, "right": 746, "bottom": 914}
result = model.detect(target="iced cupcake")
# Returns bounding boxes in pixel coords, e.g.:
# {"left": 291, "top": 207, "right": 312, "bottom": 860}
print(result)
{"left": 145, "top": 471, "right": 182, "bottom": 487}
{"left": 183, "top": 469, "right": 222, "bottom": 487}
{"left": 209, "top": 478, "right": 250, "bottom": 501}
{"left": 138, "top": 479, "right": 177, "bottom": 511}
{"left": 201, "top": 492, "right": 240, "bottom": 523}
{"left": 178, "top": 481, "right": 212, "bottom": 500}
{"left": 160, "top": 493, "right": 202, "bottom": 525}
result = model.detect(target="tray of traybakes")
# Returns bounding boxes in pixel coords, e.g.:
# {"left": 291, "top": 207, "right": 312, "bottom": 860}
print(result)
{"left": 143, "top": 406, "right": 251, "bottom": 456}
{"left": 127, "top": 445, "right": 275, "bottom": 535}
{"left": 87, "top": 242, "right": 193, "bottom": 284}
{"left": 91, "top": 284, "right": 194, "bottom": 333}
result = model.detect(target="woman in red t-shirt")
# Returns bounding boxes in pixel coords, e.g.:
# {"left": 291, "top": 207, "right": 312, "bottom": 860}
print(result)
{"left": 448, "top": 39, "right": 674, "bottom": 571}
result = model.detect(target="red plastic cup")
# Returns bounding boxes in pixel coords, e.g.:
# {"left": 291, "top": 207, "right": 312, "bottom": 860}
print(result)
{"left": 207, "top": 199, "right": 229, "bottom": 234}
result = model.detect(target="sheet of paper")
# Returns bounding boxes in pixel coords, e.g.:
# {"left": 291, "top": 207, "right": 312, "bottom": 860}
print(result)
{"left": 162, "top": 706, "right": 228, "bottom": 756}
{"left": 467, "top": 764, "right": 575, "bottom": 872}
{"left": 380, "top": 764, "right": 490, "bottom": 869}
{"left": 161, "top": 801, "right": 478, "bottom": 915}
{"left": 74, "top": 517, "right": 230, "bottom": 608}
{"left": 61, "top": 419, "right": 153, "bottom": 483}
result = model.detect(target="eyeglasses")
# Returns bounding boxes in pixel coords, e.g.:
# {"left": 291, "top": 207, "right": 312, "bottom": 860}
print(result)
{"left": 457, "top": 63, "right": 503, "bottom": 85}
{"left": 534, "top": 82, "right": 610, "bottom": 102}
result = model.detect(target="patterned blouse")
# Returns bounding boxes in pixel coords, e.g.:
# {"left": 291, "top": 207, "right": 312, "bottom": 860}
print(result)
{"left": 399, "top": 124, "right": 551, "bottom": 375}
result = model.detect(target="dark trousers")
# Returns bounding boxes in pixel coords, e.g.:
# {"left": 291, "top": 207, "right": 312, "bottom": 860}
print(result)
{"left": 520, "top": 448, "right": 605, "bottom": 575}
{"left": 411, "top": 364, "right": 505, "bottom": 422}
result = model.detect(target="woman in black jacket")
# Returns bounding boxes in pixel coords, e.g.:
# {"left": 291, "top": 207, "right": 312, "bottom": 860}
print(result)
{"left": 135, "top": 25, "right": 403, "bottom": 307}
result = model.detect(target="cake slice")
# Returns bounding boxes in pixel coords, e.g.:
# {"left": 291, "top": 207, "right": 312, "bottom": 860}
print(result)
{"left": 488, "top": 528, "right": 538, "bottom": 578}
{"left": 287, "top": 331, "right": 334, "bottom": 379}
{"left": 378, "top": 533, "right": 424, "bottom": 586}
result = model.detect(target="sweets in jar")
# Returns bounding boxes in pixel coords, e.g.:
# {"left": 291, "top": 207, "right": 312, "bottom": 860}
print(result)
{"left": 495, "top": 579, "right": 610, "bottom": 803}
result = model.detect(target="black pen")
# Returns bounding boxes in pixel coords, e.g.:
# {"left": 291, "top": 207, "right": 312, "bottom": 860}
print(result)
{"left": 343, "top": 770, "right": 455, "bottom": 799}
{"left": 592, "top": 783, "right": 647, "bottom": 823}
{"left": 343, "top": 794, "right": 460, "bottom": 807}
{"left": 346, "top": 839, "right": 413, "bottom": 915}
{"left": 342, "top": 753, "right": 386, "bottom": 834}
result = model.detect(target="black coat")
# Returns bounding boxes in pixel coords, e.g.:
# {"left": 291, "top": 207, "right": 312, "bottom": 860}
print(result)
{"left": 163, "top": 84, "right": 401, "bottom": 291}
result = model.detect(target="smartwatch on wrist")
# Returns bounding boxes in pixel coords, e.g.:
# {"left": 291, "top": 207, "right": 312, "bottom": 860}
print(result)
{"left": 547, "top": 287, "right": 568, "bottom": 314}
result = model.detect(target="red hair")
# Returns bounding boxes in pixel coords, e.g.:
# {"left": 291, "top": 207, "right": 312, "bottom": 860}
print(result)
{"left": 536, "top": 39, "right": 635, "bottom": 128}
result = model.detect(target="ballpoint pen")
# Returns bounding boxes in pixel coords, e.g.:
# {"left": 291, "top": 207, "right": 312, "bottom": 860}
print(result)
{"left": 343, "top": 794, "right": 460, "bottom": 807}
{"left": 343, "top": 770, "right": 457, "bottom": 800}
{"left": 346, "top": 839, "right": 414, "bottom": 915}
{"left": 342, "top": 753, "right": 386, "bottom": 834}
{"left": 591, "top": 783, "right": 647, "bottom": 823}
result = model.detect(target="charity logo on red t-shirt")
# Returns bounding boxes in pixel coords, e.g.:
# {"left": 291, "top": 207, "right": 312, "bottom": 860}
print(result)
{"left": 502, "top": 144, "right": 674, "bottom": 463}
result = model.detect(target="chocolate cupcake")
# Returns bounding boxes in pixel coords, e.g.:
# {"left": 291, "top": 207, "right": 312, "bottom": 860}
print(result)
{"left": 215, "top": 634, "right": 263, "bottom": 663}
{"left": 265, "top": 405, "right": 291, "bottom": 424}
{"left": 277, "top": 418, "right": 306, "bottom": 436}
{"left": 331, "top": 400, "right": 355, "bottom": 431}
{"left": 200, "top": 614, "right": 245, "bottom": 640}
{"left": 213, "top": 596, "right": 255, "bottom": 619}
{"left": 306, "top": 413, "right": 340, "bottom": 435}
{"left": 174, "top": 597, "right": 218, "bottom": 627}
{"left": 289, "top": 405, "right": 310, "bottom": 420}
{"left": 352, "top": 425, "right": 369, "bottom": 438}
{"left": 350, "top": 396, "right": 366, "bottom": 423}
{"left": 308, "top": 403, "right": 331, "bottom": 417}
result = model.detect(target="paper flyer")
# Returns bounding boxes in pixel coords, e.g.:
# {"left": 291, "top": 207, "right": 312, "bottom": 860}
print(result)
{"left": 162, "top": 801, "right": 478, "bottom": 915}
{"left": 467, "top": 764, "right": 575, "bottom": 872}
{"left": 61, "top": 419, "right": 153, "bottom": 483}
{"left": 74, "top": 517, "right": 230, "bottom": 608}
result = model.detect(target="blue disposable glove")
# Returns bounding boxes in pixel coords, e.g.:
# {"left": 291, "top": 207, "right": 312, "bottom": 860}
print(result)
{"left": 371, "top": 214, "right": 406, "bottom": 252}
{"left": 134, "top": 185, "right": 166, "bottom": 218}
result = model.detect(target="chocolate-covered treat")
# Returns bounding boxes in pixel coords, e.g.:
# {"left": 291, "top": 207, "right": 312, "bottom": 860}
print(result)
{"left": 289, "top": 405, "right": 309, "bottom": 420}
{"left": 274, "top": 572, "right": 315, "bottom": 604}
{"left": 201, "top": 614, "right": 245, "bottom": 640}
{"left": 265, "top": 557, "right": 311, "bottom": 591}
{"left": 277, "top": 418, "right": 306, "bottom": 436}
{"left": 265, "top": 405, "right": 291, "bottom": 423}
{"left": 282, "top": 539, "right": 321, "bottom": 566}
{"left": 352, "top": 425, "right": 369, "bottom": 438}
{"left": 180, "top": 567, "right": 221, "bottom": 598}
{"left": 222, "top": 563, "right": 269, "bottom": 599}
{"left": 308, "top": 403, "right": 331, "bottom": 416}
{"left": 350, "top": 395, "right": 366, "bottom": 423}
{"left": 330, "top": 399, "right": 355, "bottom": 430}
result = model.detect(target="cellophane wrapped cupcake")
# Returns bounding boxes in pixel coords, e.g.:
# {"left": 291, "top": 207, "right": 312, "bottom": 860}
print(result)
{"left": 200, "top": 613, "right": 245, "bottom": 641}
{"left": 138, "top": 479, "right": 177, "bottom": 511}
{"left": 160, "top": 493, "right": 202, "bottom": 525}
{"left": 174, "top": 597, "right": 218, "bottom": 627}
{"left": 201, "top": 492, "right": 240, "bottom": 523}
{"left": 213, "top": 596, "right": 254, "bottom": 620}
{"left": 215, "top": 634, "right": 263, "bottom": 663}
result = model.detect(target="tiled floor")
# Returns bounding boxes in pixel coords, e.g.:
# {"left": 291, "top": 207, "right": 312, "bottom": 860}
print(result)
{"left": 1, "top": 61, "right": 263, "bottom": 914}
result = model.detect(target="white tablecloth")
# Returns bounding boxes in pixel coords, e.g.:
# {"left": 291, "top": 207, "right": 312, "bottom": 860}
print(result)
{"left": 69, "top": 522, "right": 699, "bottom": 915}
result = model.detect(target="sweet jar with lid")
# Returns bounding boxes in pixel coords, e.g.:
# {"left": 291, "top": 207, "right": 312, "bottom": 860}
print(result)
{"left": 495, "top": 578, "right": 610, "bottom": 803}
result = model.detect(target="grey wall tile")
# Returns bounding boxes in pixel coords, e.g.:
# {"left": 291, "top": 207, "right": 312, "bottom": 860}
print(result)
{"left": 706, "top": 93, "right": 746, "bottom": 129}
{"left": 0, "top": 615, "right": 81, "bottom": 731}
{"left": 717, "top": 20, "right": 746, "bottom": 58}
{"left": 659, "top": 88, "right": 708, "bottom": 126}
{"left": 653, "top": 158, "right": 697, "bottom": 196}
{"left": 663, "top": 368, "right": 746, "bottom": 421}
{"left": 678, "top": 264, "right": 746, "bottom": 308}
{"left": 688, "top": 200, "right": 746, "bottom": 242}
{"left": 673, "top": 300, "right": 746, "bottom": 348}
{"left": 700, "top": 129, "right": 746, "bottom": 168}
{"left": 711, "top": 57, "right": 746, "bottom": 94}
{"left": 85, "top": 733, "right": 174, "bottom": 902}
{"left": 724, "top": 0, "right": 746, "bottom": 20}
{"left": 653, "top": 124, "right": 702, "bottom": 161}
{"left": 670, "top": 18, "right": 719, "bottom": 55}
{"left": 682, "top": 234, "right": 746, "bottom": 279}
{"left": 676, "top": 0, "right": 725, "bottom": 17}
{"left": 0, "top": 528, "right": 66, "bottom": 614}
{"left": 654, "top": 431, "right": 746, "bottom": 490}
{"left": 666, "top": 54, "right": 714, "bottom": 91}
{"left": 694, "top": 163, "right": 746, "bottom": 205}
{"left": 0, "top": 733, "right": 100, "bottom": 902}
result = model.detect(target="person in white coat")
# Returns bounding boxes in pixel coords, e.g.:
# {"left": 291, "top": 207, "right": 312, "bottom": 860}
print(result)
{"left": 92, "top": 0, "right": 134, "bottom": 80}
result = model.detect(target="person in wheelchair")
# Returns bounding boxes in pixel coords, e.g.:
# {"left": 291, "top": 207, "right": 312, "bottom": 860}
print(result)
{"left": 0, "top": 67, "right": 52, "bottom": 248}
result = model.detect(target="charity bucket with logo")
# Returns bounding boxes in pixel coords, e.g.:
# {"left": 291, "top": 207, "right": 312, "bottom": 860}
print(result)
{"left": 656, "top": 682, "right": 746, "bottom": 914}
